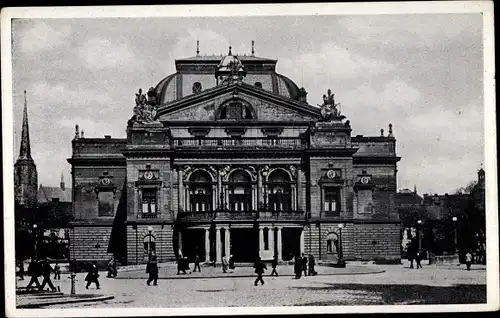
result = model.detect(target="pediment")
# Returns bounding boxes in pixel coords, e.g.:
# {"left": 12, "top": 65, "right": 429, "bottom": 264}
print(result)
{"left": 156, "top": 83, "right": 320, "bottom": 123}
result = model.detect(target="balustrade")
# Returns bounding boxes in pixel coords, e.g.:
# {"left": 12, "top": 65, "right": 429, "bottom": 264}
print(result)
{"left": 172, "top": 137, "right": 306, "bottom": 148}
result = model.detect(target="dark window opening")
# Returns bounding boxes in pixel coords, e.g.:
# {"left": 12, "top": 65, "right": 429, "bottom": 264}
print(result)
{"left": 142, "top": 188, "right": 157, "bottom": 214}
{"left": 324, "top": 187, "right": 341, "bottom": 215}
{"left": 263, "top": 228, "right": 269, "bottom": 250}
{"left": 98, "top": 191, "right": 114, "bottom": 217}
{"left": 219, "top": 103, "right": 253, "bottom": 120}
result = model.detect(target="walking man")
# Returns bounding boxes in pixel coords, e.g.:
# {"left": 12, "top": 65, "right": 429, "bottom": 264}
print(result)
{"left": 193, "top": 254, "right": 201, "bottom": 272}
{"left": 294, "top": 255, "right": 302, "bottom": 279}
{"left": 26, "top": 258, "right": 42, "bottom": 291}
{"left": 253, "top": 257, "right": 267, "bottom": 286}
{"left": 222, "top": 255, "right": 229, "bottom": 273}
{"left": 270, "top": 255, "right": 279, "bottom": 276}
{"left": 146, "top": 255, "right": 159, "bottom": 286}
{"left": 85, "top": 261, "right": 100, "bottom": 289}
{"left": 408, "top": 252, "right": 415, "bottom": 269}
{"left": 416, "top": 252, "right": 423, "bottom": 269}
{"left": 465, "top": 251, "right": 473, "bottom": 271}
{"left": 301, "top": 253, "right": 308, "bottom": 277}
{"left": 308, "top": 254, "right": 317, "bottom": 276}
{"left": 18, "top": 261, "right": 25, "bottom": 280}
{"left": 40, "top": 258, "right": 57, "bottom": 291}
{"left": 53, "top": 262, "right": 61, "bottom": 280}
{"left": 228, "top": 254, "right": 235, "bottom": 273}
{"left": 107, "top": 256, "right": 117, "bottom": 278}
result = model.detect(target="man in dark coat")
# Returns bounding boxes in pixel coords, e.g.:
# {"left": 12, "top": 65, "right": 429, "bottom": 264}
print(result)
{"left": 18, "top": 261, "right": 25, "bottom": 280}
{"left": 177, "top": 257, "right": 187, "bottom": 275}
{"left": 308, "top": 254, "right": 317, "bottom": 276}
{"left": 146, "top": 255, "right": 159, "bottom": 286}
{"left": 270, "top": 255, "right": 278, "bottom": 276}
{"left": 40, "top": 259, "right": 57, "bottom": 291}
{"left": 416, "top": 252, "right": 423, "bottom": 269}
{"left": 85, "top": 261, "right": 100, "bottom": 289}
{"left": 301, "top": 253, "right": 308, "bottom": 277}
{"left": 253, "top": 257, "right": 267, "bottom": 286}
{"left": 193, "top": 254, "right": 201, "bottom": 272}
{"left": 26, "top": 258, "right": 42, "bottom": 291}
{"left": 294, "top": 255, "right": 302, "bottom": 279}
{"left": 228, "top": 254, "right": 235, "bottom": 272}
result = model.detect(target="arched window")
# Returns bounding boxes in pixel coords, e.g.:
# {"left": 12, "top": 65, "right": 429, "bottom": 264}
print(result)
{"left": 326, "top": 232, "right": 339, "bottom": 254}
{"left": 254, "top": 82, "right": 263, "bottom": 88}
{"left": 143, "top": 234, "right": 156, "bottom": 256}
{"left": 229, "top": 170, "right": 252, "bottom": 212}
{"left": 192, "top": 82, "right": 202, "bottom": 94}
{"left": 267, "top": 170, "right": 291, "bottom": 212}
{"left": 189, "top": 171, "right": 213, "bottom": 212}
{"left": 219, "top": 102, "right": 253, "bottom": 120}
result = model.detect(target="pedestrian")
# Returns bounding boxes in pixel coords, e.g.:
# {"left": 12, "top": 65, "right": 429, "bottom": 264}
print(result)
{"left": 26, "top": 258, "right": 42, "bottom": 291}
{"left": 301, "top": 253, "right": 308, "bottom": 277}
{"left": 193, "top": 254, "right": 201, "bottom": 272}
{"left": 184, "top": 256, "right": 191, "bottom": 274}
{"left": 408, "top": 252, "right": 414, "bottom": 269}
{"left": 40, "top": 258, "right": 57, "bottom": 291}
{"left": 228, "top": 254, "right": 235, "bottom": 273}
{"left": 18, "top": 261, "right": 25, "bottom": 280}
{"left": 85, "top": 261, "right": 100, "bottom": 289}
{"left": 53, "top": 262, "right": 61, "bottom": 280}
{"left": 294, "top": 255, "right": 302, "bottom": 279}
{"left": 107, "top": 256, "right": 117, "bottom": 278}
{"left": 416, "top": 252, "right": 423, "bottom": 269}
{"left": 270, "top": 255, "right": 278, "bottom": 276}
{"left": 253, "top": 257, "right": 267, "bottom": 286}
{"left": 308, "top": 254, "right": 317, "bottom": 276}
{"left": 465, "top": 251, "right": 472, "bottom": 271}
{"left": 222, "top": 255, "right": 229, "bottom": 273}
{"left": 177, "top": 256, "right": 186, "bottom": 275}
{"left": 146, "top": 255, "right": 159, "bottom": 286}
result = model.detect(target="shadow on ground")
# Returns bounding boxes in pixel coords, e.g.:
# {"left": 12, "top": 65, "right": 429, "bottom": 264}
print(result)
{"left": 292, "top": 284, "right": 486, "bottom": 306}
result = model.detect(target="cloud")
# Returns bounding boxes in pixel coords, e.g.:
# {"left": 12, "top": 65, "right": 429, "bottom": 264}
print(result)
{"left": 17, "top": 21, "right": 71, "bottom": 54}
{"left": 78, "top": 38, "right": 138, "bottom": 69}
{"left": 338, "top": 14, "right": 482, "bottom": 48}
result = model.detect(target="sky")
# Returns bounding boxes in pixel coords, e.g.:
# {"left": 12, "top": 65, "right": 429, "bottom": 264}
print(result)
{"left": 10, "top": 13, "right": 484, "bottom": 195}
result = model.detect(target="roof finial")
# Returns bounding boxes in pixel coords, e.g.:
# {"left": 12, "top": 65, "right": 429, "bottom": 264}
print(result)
{"left": 196, "top": 40, "right": 200, "bottom": 56}
{"left": 380, "top": 128, "right": 384, "bottom": 137}
{"left": 81, "top": 130, "right": 85, "bottom": 138}
{"left": 388, "top": 123, "right": 393, "bottom": 137}
{"left": 228, "top": 45, "right": 232, "bottom": 56}
{"left": 75, "top": 124, "right": 80, "bottom": 139}
{"left": 414, "top": 184, "right": 417, "bottom": 194}
{"left": 251, "top": 40, "right": 255, "bottom": 56}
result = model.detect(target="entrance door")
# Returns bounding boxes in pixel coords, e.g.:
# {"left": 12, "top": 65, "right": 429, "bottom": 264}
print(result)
{"left": 230, "top": 228, "right": 259, "bottom": 262}
{"left": 281, "top": 228, "right": 301, "bottom": 261}
{"left": 181, "top": 229, "right": 205, "bottom": 262}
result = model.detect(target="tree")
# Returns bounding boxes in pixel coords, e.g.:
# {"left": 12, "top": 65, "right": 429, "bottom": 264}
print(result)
{"left": 454, "top": 180, "right": 478, "bottom": 195}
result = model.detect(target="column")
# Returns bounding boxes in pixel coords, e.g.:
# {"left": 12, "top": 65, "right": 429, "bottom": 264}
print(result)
{"left": 296, "top": 167, "right": 303, "bottom": 211}
{"left": 185, "top": 187, "right": 190, "bottom": 212}
{"left": 225, "top": 228, "right": 231, "bottom": 257}
{"left": 212, "top": 185, "right": 217, "bottom": 211}
{"left": 300, "top": 228, "right": 305, "bottom": 254}
{"left": 291, "top": 185, "right": 296, "bottom": 211}
{"left": 217, "top": 170, "right": 222, "bottom": 208}
{"left": 257, "top": 168, "right": 263, "bottom": 208}
{"left": 205, "top": 229, "right": 210, "bottom": 262}
{"left": 178, "top": 231, "right": 183, "bottom": 256}
{"left": 178, "top": 169, "right": 184, "bottom": 212}
{"left": 216, "top": 227, "right": 222, "bottom": 262}
{"left": 259, "top": 227, "right": 264, "bottom": 258}
{"left": 269, "top": 228, "right": 275, "bottom": 257}
{"left": 277, "top": 227, "right": 283, "bottom": 261}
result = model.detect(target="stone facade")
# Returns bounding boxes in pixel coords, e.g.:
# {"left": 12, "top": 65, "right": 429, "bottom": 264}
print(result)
{"left": 68, "top": 50, "right": 401, "bottom": 265}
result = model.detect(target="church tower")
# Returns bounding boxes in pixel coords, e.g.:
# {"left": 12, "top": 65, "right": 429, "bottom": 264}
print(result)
{"left": 14, "top": 90, "right": 38, "bottom": 205}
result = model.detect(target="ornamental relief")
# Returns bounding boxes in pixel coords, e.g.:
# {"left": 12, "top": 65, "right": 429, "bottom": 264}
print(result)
{"left": 179, "top": 164, "right": 298, "bottom": 182}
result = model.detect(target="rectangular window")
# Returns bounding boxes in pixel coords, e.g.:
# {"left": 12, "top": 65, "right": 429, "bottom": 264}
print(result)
{"left": 324, "top": 187, "right": 340, "bottom": 215}
{"left": 98, "top": 191, "right": 114, "bottom": 217}
{"left": 142, "top": 188, "right": 157, "bottom": 214}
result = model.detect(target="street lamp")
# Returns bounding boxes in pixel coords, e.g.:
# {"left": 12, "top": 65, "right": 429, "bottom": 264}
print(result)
{"left": 33, "top": 224, "right": 38, "bottom": 259}
{"left": 336, "top": 223, "right": 346, "bottom": 268}
{"left": 417, "top": 220, "right": 422, "bottom": 253}
{"left": 452, "top": 217, "right": 458, "bottom": 255}
{"left": 148, "top": 226, "right": 153, "bottom": 263}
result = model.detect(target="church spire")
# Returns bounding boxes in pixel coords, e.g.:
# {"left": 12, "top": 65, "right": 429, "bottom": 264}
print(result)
{"left": 19, "top": 90, "right": 32, "bottom": 160}
{"left": 60, "top": 171, "right": 65, "bottom": 190}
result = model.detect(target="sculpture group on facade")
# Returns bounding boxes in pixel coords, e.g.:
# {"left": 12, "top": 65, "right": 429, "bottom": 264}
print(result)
{"left": 131, "top": 88, "right": 159, "bottom": 124}
{"left": 318, "top": 89, "right": 345, "bottom": 122}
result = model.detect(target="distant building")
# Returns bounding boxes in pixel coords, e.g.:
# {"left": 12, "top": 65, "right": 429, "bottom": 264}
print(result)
{"left": 14, "top": 91, "right": 38, "bottom": 205}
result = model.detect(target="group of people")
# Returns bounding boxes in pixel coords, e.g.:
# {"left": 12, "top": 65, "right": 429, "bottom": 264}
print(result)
{"left": 22, "top": 258, "right": 62, "bottom": 292}
{"left": 221, "top": 255, "right": 235, "bottom": 273}
{"left": 408, "top": 252, "right": 424, "bottom": 269}
{"left": 294, "top": 253, "right": 317, "bottom": 279}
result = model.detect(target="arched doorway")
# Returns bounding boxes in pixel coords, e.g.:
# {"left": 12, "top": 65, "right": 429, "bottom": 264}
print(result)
{"left": 188, "top": 170, "right": 213, "bottom": 213}
{"left": 325, "top": 232, "right": 339, "bottom": 261}
{"left": 267, "top": 169, "right": 292, "bottom": 212}
{"left": 228, "top": 170, "right": 252, "bottom": 212}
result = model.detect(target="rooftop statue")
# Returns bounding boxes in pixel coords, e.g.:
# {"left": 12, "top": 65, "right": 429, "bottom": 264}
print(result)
{"left": 131, "top": 88, "right": 159, "bottom": 124}
{"left": 318, "top": 89, "right": 345, "bottom": 122}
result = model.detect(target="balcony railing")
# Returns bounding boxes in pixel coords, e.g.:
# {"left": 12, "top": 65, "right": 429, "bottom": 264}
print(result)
{"left": 176, "top": 210, "right": 306, "bottom": 221}
{"left": 137, "top": 213, "right": 158, "bottom": 219}
{"left": 172, "top": 137, "right": 306, "bottom": 149}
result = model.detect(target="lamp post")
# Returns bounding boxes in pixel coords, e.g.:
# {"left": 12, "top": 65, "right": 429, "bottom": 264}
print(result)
{"left": 148, "top": 226, "right": 153, "bottom": 263}
{"left": 452, "top": 217, "right": 458, "bottom": 255}
{"left": 336, "top": 223, "right": 346, "bottom": 268}
{"left": 417, "top": 220, "right": 422, "bottom": 253}
{"left": 33, "top": 224, "right": 38, "bottom": 259}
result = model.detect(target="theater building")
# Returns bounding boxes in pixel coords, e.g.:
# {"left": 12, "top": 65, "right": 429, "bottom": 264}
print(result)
{"left": 68, "top": 46, "right": 401, "bottom": 265}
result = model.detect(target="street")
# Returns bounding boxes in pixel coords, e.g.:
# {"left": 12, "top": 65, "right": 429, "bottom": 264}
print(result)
{"left": 23, "top": 264, "right": 486, "bottom": 308}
